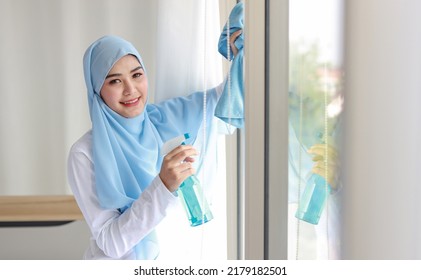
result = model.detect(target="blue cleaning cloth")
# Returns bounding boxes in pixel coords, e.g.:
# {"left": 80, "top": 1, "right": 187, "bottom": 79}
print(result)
{"left": 215, "top": 2, "right": 244, "bottom": 128}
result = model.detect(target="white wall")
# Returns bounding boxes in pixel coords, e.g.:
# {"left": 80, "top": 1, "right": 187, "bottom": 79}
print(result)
{"left": 342, "top": 0, "right": 421, "bottom": 259}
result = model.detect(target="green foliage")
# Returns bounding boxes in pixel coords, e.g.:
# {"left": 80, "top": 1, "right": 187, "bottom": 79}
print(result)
{"left": 289, "top": 41, "right": 339, "bottom": 149}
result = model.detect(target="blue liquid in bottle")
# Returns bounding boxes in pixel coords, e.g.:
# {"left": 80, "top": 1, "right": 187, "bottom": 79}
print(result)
{"left": 295, "top": 173, "right": 331, "bottom": 225}
{"left": 177, "top": 175, "right": 213, "bottom": 227}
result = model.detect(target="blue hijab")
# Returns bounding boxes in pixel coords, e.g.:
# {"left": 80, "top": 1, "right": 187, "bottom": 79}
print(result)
{"left": 83, "top": 35, "right": 208, "bottom": 259}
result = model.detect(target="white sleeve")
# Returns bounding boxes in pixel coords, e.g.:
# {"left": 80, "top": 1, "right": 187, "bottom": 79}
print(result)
{"left": 67, "top": 148, "right": 179, "bottom": 259}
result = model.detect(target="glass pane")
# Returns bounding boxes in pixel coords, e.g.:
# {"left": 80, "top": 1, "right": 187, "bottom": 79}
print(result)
{"left": 288, "top": 0, "right": 344, "bottom": 259}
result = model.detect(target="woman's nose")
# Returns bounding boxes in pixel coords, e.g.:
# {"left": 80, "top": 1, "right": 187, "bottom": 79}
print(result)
{"left": 123, "top": 80, "right": 136, "bottom": 95}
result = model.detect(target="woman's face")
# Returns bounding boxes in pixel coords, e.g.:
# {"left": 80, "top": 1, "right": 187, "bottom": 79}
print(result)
{"left": 100, "top": 55, "right": 148, "bottom": 118}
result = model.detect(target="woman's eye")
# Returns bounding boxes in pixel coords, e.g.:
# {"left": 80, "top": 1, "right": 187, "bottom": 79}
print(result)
{"left": 109, "top": 79, "right": 121, "bottom": 84}
{"left": 133, "top": 72, "right": 142, "bottom": 78}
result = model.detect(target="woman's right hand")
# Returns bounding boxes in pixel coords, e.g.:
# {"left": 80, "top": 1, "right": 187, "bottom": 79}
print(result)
{"left": 307, "top": 143, "right": 340, "bottom": 189}
{"left": 159, "top": 145, "right": 198, "bottom": 192}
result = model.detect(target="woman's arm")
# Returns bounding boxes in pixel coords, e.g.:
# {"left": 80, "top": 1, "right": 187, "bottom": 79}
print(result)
{"left": 67, "top": 139, "right": 178, "bottom": 259}
{"left": 147, "top": 84, "right": 222, "bottom": 143}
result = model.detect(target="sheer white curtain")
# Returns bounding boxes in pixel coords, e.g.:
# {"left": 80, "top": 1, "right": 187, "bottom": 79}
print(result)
{"left": 153, "top": 0, "right": 228, "bottom": 260}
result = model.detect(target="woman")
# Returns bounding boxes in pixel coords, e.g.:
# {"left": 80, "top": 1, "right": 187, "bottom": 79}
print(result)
{"left": 67, "top": 33, "right": 240, "bottom": 260}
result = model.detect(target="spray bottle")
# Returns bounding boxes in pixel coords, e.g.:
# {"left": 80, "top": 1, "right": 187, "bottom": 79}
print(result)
{"left": 295, "top": 173, "right": 331, "bottom": 225}
{"left": 295, "top": 132, "right": 332, "bottom": 225}
{"left": 161, "top": 134, "right": 213, "bottom": 227}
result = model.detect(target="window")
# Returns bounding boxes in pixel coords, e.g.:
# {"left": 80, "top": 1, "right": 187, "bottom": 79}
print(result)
{"left": 288, "top": 0, "right": 344, "bottom": 260}
{"left": 243, "top": 0, "right": 344, "bottom": 259}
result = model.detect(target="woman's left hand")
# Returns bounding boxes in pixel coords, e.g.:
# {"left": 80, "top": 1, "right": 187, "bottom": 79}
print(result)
{"left": 230, "top": 29, "right": 243, "bottom": 57}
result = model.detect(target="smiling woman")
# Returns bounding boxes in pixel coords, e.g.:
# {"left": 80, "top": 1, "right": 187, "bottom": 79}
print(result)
{"left": 66, "top": 26, "right": 240, "bottom": 258}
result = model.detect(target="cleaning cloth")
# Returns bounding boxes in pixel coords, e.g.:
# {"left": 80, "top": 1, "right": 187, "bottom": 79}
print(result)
{"left": 215, "top": 2, "right": 244, "bottom": 128}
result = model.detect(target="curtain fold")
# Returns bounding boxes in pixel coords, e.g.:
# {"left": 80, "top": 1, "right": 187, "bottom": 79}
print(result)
{"left": 154, "top": 0, "right": 227, "bottom": 260}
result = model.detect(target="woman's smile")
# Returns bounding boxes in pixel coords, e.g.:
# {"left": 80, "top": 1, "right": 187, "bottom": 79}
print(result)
{"left": 120, "top": 97, "right": 141, "bottom": 106}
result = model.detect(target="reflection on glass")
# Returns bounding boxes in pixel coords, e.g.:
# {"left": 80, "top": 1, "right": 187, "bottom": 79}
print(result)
{"left": 288, "top": 0, "right": 344, "bottom": 260}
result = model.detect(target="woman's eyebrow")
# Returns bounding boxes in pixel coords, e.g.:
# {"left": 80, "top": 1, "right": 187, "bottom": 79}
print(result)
{"left": 105, "top": 72, "right": 121, "bottom": 79}
{"left": 131, "top": 66, "right": 143, "bottom": 73}
{"left": 105, "top": 66, "right": 143, "bottom": 79}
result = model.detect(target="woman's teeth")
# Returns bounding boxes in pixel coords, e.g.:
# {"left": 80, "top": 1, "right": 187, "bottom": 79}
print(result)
{"left": 122, "top": 98, "right": 139, "bottom": 104}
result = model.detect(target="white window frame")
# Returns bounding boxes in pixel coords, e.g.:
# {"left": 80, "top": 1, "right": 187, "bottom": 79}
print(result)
{"left": 242, "top": 0, "right": 289, "bottom": 259}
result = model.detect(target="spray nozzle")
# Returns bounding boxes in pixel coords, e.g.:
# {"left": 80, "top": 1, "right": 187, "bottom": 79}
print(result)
{"left": 161, "top": 133, "right": 190, "bottom": 156}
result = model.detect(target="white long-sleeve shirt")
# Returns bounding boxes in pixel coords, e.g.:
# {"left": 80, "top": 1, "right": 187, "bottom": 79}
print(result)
{"left": 67, "top": 131, "right": 179, "bottom": 259}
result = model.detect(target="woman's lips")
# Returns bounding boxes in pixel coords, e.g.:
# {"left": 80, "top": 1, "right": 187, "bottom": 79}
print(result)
{"left": 120, "top": 97, "right": 140, "bottom": 106}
